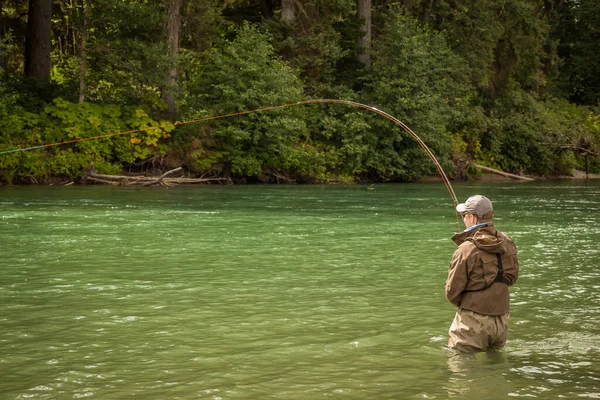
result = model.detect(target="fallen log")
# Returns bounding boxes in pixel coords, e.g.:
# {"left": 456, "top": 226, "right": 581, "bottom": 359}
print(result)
{"left": 85, "top": 176, "right": 120, "bottom": 185}
{"left": 155, "top": 177, "right": 227, "bottom": 183}
{"left": 140, "top": 167, "right": 183, "bottom": 186}
{"left": 84, "top": 165, "right": 226, "bottom": 186}
{"left": 87, "top": 172, "right": 175, "bottom": 182}
{"left": 470, "top": 163, "right": 534, "bottom": 181}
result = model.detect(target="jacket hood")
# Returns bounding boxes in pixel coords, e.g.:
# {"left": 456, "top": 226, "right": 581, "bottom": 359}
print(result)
{"left": 451, "top": 223, "right": 508, "bottom": 254}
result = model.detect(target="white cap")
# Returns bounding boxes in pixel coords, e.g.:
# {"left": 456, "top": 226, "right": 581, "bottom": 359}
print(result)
{"left": 456, "top": 195, "right": 493, "bottom": 218}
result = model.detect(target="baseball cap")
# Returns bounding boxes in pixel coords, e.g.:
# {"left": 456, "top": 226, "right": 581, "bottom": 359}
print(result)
{"left": 456, "top": 195, "right": 493, "bottom": 218}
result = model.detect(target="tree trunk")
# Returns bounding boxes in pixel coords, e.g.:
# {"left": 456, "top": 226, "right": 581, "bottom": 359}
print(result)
{"left": 78, "top": 0, "right": 89, "bottom": 103}
{"left": 281, "top": 0, "right": 295, "bottom": 23}
{"left": 25, "top": 0, "right": 52, "bottom": 79}
{"left": 0, "top": 0, "right": 6, "bottom": 78}
{"left": 163, "top": 0, "right": 182, "bottom": 122}
{"left": 585, "top": 155, "right": 589, "bottom": 179}
{"left": 471, "top": 163, "right": 534, "bottom": 181}
{"left": 357, "top": 0, "right": 371, "bottom": 67}
{"left": 259, "top": 0, "right": 274, "bottom": 18}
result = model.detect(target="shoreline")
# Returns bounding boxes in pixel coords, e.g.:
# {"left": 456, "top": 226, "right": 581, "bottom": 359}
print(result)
{"left": 417, "top": 170, "right": 600, "bottom": 183}
{"left": 2, "top": 170, "right": 600, "bottom": 187}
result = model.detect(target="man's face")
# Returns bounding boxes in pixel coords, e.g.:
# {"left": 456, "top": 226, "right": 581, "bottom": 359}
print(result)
{"left": 462, "top": 212, "right": 477, "bottom": 229}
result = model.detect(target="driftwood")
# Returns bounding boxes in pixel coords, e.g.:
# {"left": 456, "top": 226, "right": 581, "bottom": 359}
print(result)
{"left": 140, "top": 167, "right": 183, "bottom": 186}
{"left": 86, "top": 176, "right": 121, "bottom": 186}
{"left": 84, "top": 165, "right": 226, "bottom": 186}
{"left": 470, "top": 163, "right": 534, "bottom": 181}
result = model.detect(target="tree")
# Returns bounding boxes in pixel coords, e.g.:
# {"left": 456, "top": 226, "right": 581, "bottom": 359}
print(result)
{"left": 361, "top": 10, "right": 470, "bottom": 180}
{"left": 402, "top": 0, "right": 550, "bottom": 97}
{"left": 82, "top": 0, "right": 167, "bottom": 104}
{"left": 259, "top": 0, "right": 274, "bottom": 18}
{"left": 357, "top": 0, "right": 371, "bottom": 67}
{"left": 163, "top": 0, "right": 182, "bottom": 121}
{"left": 78, "top": 0, "right": 90, "bottom": 103}
{"left": 281, "top": 0, "right": 295, "bottom": 23}
{"left": 263, "top": 0, "right": 358, "bottom": 98}
{"left": 183, "top": 23, "right": 308, "bottom": 180}
{"left": 552, "top": 0, "right": 600, "bottom": 105}
{"left": 24, "top": 0, "right": 51, "bottom": 79}
{"left": 0, "top": 0, "right": 5, "bottom": 76}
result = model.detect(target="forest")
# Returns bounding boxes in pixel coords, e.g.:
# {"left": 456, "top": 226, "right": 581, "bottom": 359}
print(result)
{"left": 1, "top": 0, "right": 599, "bottom": 184}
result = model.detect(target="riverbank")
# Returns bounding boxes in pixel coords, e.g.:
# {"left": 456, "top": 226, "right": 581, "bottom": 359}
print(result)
{"left": 417, "top": 169, "right": 600, "bottom": 183}
{"left": 3, "top": 169, "right": 600, "bottom": 186}
{"left": 564, "top": 169, "right": 600, "bottom": 179}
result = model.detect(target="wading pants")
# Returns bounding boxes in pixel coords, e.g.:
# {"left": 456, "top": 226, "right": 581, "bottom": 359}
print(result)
{"left": 448, "top": 309, "right": 510, "bottom": 352}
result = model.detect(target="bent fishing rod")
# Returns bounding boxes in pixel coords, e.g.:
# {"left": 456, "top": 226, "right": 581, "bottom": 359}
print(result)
{"left": 0, "top": 99, "right": 460, "bottom": 226}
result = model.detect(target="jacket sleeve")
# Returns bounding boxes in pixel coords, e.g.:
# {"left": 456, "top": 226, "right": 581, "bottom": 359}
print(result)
{"left": 503, "top": 235, "right": 519, "bottom": 286}
{"left": 445, "top": 245, "right": 470, "bottom": 307}
{"left": 505, "top": 250, "right": 519, "bottom": 286}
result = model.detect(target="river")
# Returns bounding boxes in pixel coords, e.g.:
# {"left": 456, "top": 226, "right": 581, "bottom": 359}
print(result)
{"left": 1, "top": 181, "right": 599, "bottom": 399}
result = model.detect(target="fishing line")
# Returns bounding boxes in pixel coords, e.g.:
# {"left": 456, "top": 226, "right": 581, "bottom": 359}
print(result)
{"left": 0, "top": 99, "right": 460, "bottom": 227}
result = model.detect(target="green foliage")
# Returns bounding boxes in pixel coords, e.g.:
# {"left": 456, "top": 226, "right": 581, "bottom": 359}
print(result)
{"left": 550, "top": 0, "right": 600, "bottom": 106}
{"left": 473, "top": 93, "right": 600, "bottom": 176}
{"left": 361, "top": 10, "right": 471, "bottom": 180}
{"left": 183, "top": 23, "right": 311, "bottom": 180}
{"left": 0, "top": 96, "right": 171, "bottom": 182}
{"left": 51, "top": 0, "right": 170, "bottom": 105}
{"left": 181, "top": 1, "right": 232, "bottom": 53}
{"left": 2, "top": 0, "right": 600, "bottom": 183}
{"left": 262, "top": 1, "right": 357, "bottom": 98}
{"left": 0, "top": 31, "right": 17, "bottom": 76}
{"left": 407, "top": 0, "right": 551, "bottom": 96}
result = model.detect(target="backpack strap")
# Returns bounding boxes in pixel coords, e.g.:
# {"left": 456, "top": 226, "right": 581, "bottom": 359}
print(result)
{"left": 464, "top": 253, "right": 508, "bottom": 292}
{"left": 494, "top": 253, "right": 507, "bottom": 284}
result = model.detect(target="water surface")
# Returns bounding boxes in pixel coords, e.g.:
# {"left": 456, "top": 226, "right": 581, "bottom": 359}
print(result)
{"left": 1, "top": 181, "right": 599, "bottom": 399}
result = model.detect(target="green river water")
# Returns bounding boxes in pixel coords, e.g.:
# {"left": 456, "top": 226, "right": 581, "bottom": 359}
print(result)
{"left": 1, "top": 181, "right": 599, "bottom": 399}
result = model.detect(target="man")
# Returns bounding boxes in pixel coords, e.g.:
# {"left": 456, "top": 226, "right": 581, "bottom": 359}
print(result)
{"left": 445, "top": 195, "right": 519, "bottom": 352}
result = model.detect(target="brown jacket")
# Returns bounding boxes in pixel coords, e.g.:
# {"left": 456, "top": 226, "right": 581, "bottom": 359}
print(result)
{"left": 445, "top": 223, "right": 519, "bottom": 316}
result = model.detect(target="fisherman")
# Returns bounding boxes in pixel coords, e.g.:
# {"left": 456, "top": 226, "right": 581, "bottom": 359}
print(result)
{"left": 445, "top": 195, "right": 519, "bottom": 352}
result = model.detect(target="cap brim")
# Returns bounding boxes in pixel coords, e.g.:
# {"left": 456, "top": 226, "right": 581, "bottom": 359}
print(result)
{"left": 456, "top": 203, "right": 467, "bottom": 213}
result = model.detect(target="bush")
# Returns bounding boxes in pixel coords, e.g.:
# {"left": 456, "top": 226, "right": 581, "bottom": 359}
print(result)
{"left": 359, "top": 10, "right": 473, "bottom": 181}
{"left": 181, "top": 23, "right": 313, "bottom": 180}
{"left": 474, "top": 93, "right": 600, "bottom": 176}
{"left": 0, "top": 96, "right": 173, "bottom": 183}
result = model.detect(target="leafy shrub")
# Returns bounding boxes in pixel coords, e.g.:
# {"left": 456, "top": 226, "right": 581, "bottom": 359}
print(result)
{"left": 360, "top": 10, "right": 472, "bottom": 181}
{"left": 0, "top": 97, "right": 173, "bottom": 183}
{"left": 475, "top": 93, "right": 600, "bottom": 176}
{"left": 182, "top": 23, "right": 311, "bottom": 180}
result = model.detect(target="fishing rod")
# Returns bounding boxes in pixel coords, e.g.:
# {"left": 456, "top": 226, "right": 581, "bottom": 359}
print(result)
{"left": 0, "top": 99, "right": 460, "bottom": 226}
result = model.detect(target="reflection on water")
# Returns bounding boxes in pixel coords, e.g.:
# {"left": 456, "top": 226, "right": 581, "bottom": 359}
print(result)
{"left": 1, "top": 181, "right": 600, "bottom": 398}
{"left": 445, "top": 350, "right": 515, "bottom": 399}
